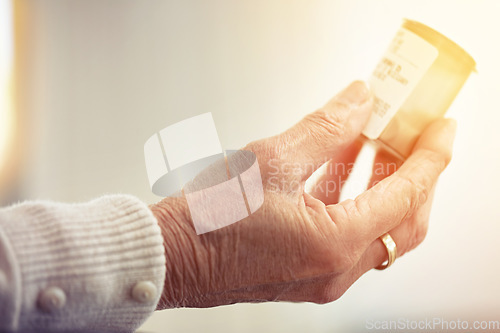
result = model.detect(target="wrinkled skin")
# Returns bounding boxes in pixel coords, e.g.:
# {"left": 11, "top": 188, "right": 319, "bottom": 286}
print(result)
{"left": 150, "top": 81, "right": 456, "bottom": 309}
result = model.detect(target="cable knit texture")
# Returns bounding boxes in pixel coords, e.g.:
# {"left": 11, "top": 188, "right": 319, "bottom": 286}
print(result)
{"left": 0, "top": 195, "right": 166, "bottom": 332}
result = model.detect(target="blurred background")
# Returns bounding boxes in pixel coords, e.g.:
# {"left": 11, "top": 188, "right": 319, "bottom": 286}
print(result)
{"left": 1, "top": 0, "right": 499, "bottom": 332}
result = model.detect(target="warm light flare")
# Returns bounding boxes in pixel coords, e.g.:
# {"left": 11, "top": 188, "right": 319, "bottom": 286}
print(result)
{"left": 0, "top": 0, "right": 14, "bottom": 174}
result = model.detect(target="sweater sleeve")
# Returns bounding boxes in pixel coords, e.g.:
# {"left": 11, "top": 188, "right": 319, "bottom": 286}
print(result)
{"left": 0, "top": 195, "right": 166, "bottom": 333}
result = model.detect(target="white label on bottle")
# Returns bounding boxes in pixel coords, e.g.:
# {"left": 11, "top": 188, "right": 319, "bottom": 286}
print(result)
{"left": 362, "top": 27, "right": 438, "bottom": 139}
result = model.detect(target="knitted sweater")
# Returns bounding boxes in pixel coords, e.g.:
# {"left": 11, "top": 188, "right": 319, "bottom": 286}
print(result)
{"left": 0, "top": 195, "right": 165, "bottom": 332}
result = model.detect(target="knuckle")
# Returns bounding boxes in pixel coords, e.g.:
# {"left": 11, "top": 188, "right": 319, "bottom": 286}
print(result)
{"left": 395, "top": 175, "right": 430, "bottom": 215}
{"left": 397, "top": 149, "right": 450, "bottom": 216}
{"left": 327, "top": 199, "right": 362, "bottom": 223}
{"left": 327, "top": 199, "right": 373, "bottom": 241}
{"left": 305, "top": 106, "right": 349, "bottom": 139}
{"left": 410, "top": 181, "right": 429, "bottom": 211}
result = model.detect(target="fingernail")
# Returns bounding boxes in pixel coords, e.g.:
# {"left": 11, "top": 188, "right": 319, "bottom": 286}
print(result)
{"left": 337, "top": 80, "right": 371, "bottom": 106}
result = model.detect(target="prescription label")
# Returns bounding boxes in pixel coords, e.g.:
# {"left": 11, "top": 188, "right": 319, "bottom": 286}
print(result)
{"left": 362, "top": 27, "right": 438, "bottom": 139}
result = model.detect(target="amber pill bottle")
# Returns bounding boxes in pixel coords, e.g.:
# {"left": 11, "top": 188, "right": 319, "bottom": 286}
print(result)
{"left": 363, "top": 19, "right": 476, "bottom": 159}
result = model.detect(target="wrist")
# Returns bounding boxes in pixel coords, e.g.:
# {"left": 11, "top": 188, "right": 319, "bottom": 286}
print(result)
{"left": 151, "top": 197, "right": 218, "bottom": 308}
{"left": 150, "top": 197, "right": 190, "bottom": 309}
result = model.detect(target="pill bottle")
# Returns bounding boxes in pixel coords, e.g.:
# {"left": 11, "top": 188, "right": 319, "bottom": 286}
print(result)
{"left": 362, "top": 19, "right": 476, "bottom": 159}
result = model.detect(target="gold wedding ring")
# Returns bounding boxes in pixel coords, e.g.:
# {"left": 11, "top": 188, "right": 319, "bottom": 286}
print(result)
{"left": 376, "top": 233, "right": 397, "bottom": 270}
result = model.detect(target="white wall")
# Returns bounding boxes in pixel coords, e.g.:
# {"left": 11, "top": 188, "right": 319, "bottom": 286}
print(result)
{"left": 12, "top": 0, "right": 500, "bottom": 331}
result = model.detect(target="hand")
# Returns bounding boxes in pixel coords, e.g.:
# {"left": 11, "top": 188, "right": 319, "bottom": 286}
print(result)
{"left": 150, "top": 81, "right": 456, "bottom": 309}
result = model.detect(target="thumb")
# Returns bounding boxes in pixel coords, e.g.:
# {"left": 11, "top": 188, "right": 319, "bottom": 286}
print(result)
{"left": 278, "top": 80, "right": 373, "bottom": 180}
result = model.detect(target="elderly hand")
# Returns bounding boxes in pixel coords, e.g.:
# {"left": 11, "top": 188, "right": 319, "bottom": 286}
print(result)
{"left": 151, "top": 81, "right": 456, "bottom": 308}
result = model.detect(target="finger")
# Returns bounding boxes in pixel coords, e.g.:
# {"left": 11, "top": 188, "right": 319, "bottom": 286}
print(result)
{"left": 307, "top": 138, "right": 363, "bottom": 205}
{"left": 310, "top": 137, "right": 401, "bottom": 206}
{"left": 367, "top": 148, "right": 403, "bottom": 189}
{"left": 276, "top": 81, "right": 373, "bottom": 181}
{"left": 327, "top": 118, "right": 456, "bottom": 249}
{"left": 348, "top": 185, "right": 436, "bottom": 277}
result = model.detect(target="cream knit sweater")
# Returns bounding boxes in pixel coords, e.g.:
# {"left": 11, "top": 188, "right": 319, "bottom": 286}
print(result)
{"left": 0, "top": 195, "right": 166, "bottom": 332}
